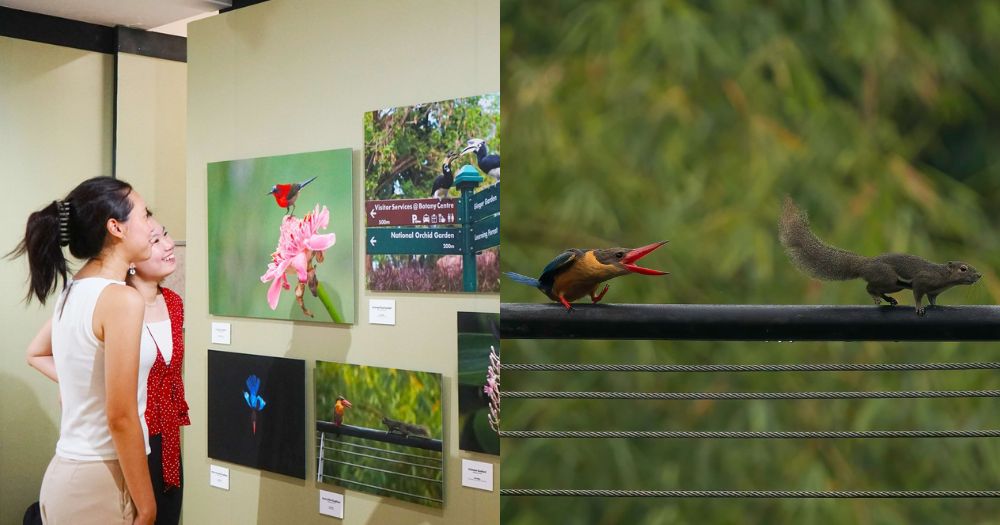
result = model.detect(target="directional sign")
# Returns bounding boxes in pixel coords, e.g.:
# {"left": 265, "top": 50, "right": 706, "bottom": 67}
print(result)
{"left": 366, "top": 227, "right": 463, "bottom": 255}
{"left": 471, "top": 214, "right": 500, "bottom": 252}
{"left": 365, "top": 198, "right": 458, "bottom": 227}
{"left": 470, "top": 184, "right": 499, "bottom": 223}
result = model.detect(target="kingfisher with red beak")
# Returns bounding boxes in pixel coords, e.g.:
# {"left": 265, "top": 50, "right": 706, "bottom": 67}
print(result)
{"left": 505, "top": 241, "right": 669, "bottom": 310}
{"left": 333, "top": 396, "right": 352, "bottom": 427}
{"left": 267, "top": 175, "right": 317, "bottom": 215}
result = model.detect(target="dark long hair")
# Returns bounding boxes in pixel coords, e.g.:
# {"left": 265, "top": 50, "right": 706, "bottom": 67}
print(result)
{"left": 9, "top": 176, "right": 135, "bottom": 304}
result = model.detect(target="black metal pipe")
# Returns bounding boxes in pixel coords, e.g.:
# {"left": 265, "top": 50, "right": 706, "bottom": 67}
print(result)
{"left": 500, "top": 303, "right": 1000, "bottom": 341}
{"left": 316, "top": 422, "right": 442, "bottom": 452}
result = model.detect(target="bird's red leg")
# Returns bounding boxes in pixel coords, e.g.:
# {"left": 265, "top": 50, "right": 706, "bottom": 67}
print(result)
{"left": 591, "top": 284, "right": 609, "bottom": 303}
{"left": 558, "top": 295, "right": 573, "bottom": 311}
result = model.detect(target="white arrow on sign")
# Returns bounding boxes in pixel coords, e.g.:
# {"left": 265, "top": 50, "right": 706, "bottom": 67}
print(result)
{"left": 369, "top": 236, "right": 377, "bottom": 247}
{"left": 369, "top": 208, "right": 377, "bottom": 218}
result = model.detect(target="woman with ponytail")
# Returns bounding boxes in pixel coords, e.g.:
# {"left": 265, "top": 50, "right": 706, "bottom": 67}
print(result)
{"left": 27, "top": 215, "right": 188, "bottom": 525}
{"left": 14, "top": 176, "right": 156, "bottom": 525}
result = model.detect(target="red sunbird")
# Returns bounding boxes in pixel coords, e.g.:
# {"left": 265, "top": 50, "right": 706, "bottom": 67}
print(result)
{"left": 267, "top": 176, "right": 317, "bottom": 214}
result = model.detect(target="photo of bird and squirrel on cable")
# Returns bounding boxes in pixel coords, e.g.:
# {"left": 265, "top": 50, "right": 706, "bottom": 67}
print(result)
{"left": 501, "top": 3, "right": 1000, "bottom": 524}
{"left": 314, "top": 361, "right": 443, "bottom": 508}
{"left": 506, "top": 196, "right": 983, "bottom": 316}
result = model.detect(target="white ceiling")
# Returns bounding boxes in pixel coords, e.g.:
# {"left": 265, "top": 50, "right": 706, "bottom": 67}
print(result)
{"left": 1, "top": 0, "right": 227, "bottom": 31}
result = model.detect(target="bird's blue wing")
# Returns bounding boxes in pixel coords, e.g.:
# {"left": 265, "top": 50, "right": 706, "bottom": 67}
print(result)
{"left": 540, "top": 250, "right": 578, "bottom": 280}
{"left": 538, "top": 250, "right": 581, "bottom": 292}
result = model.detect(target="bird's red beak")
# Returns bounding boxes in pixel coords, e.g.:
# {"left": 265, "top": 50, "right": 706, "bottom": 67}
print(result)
{"left": 621, "top": 241, "right": 669, "bottom": 275}
{"left": 341, "top": 398, "right": 352, "bottom": 408}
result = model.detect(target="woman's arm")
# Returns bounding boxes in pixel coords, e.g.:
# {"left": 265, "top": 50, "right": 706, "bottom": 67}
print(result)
{"left": 26, "top": 318, "right": 58, "bottom": 382}
{"left": 97, "top": 285, "right": 156, "bottom": 525}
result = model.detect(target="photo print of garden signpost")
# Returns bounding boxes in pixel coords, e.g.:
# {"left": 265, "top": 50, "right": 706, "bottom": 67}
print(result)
{"left": 314, "top": 360, "right": 444, "bottom": 507}
{"left": 207, "top": 350, "right": 306, "bottom": 479}
{"left": 207, "top": 148, "right": 355, "bottom": 323}
{"left": 365, "top": 93, "right": 500, "bottom": 293}
{"left": 457, "top": 312, "right": 500, "bottom": 455}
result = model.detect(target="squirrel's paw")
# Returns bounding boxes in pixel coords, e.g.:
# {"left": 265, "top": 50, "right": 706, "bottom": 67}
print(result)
{"left": 915, "top": 306, "right": 926, "bottom": 316}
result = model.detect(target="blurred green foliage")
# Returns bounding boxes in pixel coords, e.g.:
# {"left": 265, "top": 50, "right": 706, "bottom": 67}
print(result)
{"left": 500, "top": 1, "right": 1000, "bottom": 523}
{"left": 315, "top": 361, "right": 442, "bottom": 439}
{"left": 315, "top": 361, "right": 443, "bottom": 507}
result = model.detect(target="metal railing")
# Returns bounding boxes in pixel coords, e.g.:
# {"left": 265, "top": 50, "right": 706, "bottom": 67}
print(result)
{"left": 315, "top": 421, "right": 444, "bottom": 505}
{"left": 499, "top": 303, "right": 1000, "bottom": 499}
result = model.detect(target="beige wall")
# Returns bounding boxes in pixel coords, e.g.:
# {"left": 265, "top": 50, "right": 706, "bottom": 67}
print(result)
{"left": 116, "top": 52, "right": 188, "bottom": 238}
{"left": 0, "top": 36, "right": 114, "bottom": 524}
{"left": 185, "top": 0, "right": 500, "bottom": 524}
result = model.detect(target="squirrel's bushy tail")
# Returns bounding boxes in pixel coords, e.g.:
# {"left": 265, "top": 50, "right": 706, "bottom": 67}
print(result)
{"left": 779, "top": 197, "right": 868, "bottom": 281}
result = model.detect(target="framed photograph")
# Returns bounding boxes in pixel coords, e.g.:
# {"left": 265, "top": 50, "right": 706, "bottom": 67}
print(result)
{"left": 364, "top": 93, "right": 500, "bottom": 293}
{"left": 315, "top": 361, "right": 444, "bottom": 507}
{"left": 207, "top": 148, "right": 355, "bottom": 323}
{"left": 207, "top": 350, "right": 306, "bottom": 479}
{"left": 457, "top": 312, "right": 500, "bottom": 455}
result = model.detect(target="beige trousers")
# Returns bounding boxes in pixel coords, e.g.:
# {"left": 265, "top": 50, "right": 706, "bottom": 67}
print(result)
{"left": 39, "top": 455, "right": 136, "bottom": 525}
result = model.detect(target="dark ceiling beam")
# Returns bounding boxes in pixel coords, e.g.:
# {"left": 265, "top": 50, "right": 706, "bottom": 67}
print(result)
{"left": 221, "top": 0, "right": 270, "bottom": 13}
{"left": 116, "top": 26, "right": 186, "bottom": 62}
{"left": 0, "top": 7, "right": 188, "bottom": 62}
{"left": 0, "top": 6, "right": 114, "bottom": 54}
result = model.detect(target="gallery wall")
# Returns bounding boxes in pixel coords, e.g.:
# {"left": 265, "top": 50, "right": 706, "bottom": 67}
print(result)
{"left": 185, "top": 0, "right": 500, "bottom": 523}
{"left": 0, "top": 36, "right": 115, "bottom": 523}
{"left": 116, "top": 52, "right": 188, "bottom": 237}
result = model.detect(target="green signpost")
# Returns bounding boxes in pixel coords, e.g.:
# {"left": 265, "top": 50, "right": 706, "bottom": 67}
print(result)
{"left": 470, "top": 183, "right": 499, "bottom": 222}
{"left": 472, "top": 213, "right": 500, "bottom": 253}
{"left": 366, "top": 227, "right": 464, "bottom": 254}
{"left": 367, "top": 164, "right": 500, "bottom": 291}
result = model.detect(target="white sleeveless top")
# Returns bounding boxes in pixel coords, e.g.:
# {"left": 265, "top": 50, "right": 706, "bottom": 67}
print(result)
{"left": 52, "top": 278, "right": 153, "bottom": 460}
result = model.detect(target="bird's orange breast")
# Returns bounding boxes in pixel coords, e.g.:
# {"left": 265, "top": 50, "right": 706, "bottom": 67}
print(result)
{"left": 550, "top": 251, "right": 609, "bottom": 302}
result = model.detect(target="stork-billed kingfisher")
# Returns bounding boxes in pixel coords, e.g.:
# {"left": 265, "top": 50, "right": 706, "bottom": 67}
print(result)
{"left": 333, "top": 396, "right": 352, "bottom": 427}
{"left": 505, "top": 241, "right": 668, "bottom": 310}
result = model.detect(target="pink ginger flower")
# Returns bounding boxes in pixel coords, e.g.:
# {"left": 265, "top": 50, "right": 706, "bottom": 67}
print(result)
{"left": 484, "top": 345, "right": 500, "bottom": 433}
{"left": 261, "top": 204, "right": 336, "bottom": 316}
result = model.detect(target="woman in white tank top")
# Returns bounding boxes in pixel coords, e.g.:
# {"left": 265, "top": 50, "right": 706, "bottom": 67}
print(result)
{"left": 14, "top": 177, "right": 157, "bottom": 525}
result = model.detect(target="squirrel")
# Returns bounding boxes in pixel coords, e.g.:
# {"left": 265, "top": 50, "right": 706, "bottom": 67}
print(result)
{"left": 381, "top": 416, "right": 430, "bottom": 438}
{"left": 779, "top": 197, "right": 981, "bottom": 315}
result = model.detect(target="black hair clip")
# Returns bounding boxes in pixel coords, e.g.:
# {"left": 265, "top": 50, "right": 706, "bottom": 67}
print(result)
{"left": 57, "top": 200, "right": 71, "bottom": 247}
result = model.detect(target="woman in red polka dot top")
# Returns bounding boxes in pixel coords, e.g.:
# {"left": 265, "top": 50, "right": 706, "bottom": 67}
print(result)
{"left": 126, "top": 216, "right": 190, "bottom": 525}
